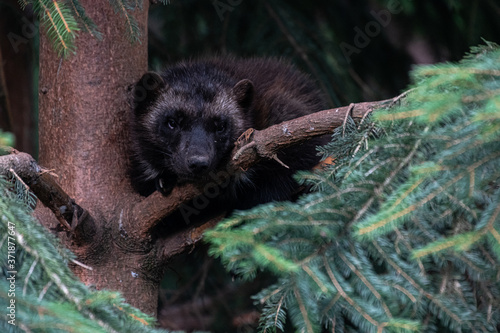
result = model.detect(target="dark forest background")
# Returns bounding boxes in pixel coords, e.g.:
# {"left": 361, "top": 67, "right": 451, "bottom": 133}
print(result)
{"left": 0, "top": 0, "right": 499, "bottom": 331}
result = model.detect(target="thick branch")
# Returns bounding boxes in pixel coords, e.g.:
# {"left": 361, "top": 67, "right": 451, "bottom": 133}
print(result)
{"left": 228, "top": 99, "right": 392, "bottom": 170}
{"left": 131, "top": 98, "right": 394, "bottom": 239}
{"left": 0, "top": 149, "right": 96, "bottom": 244}
{"left": 156, "top": 214, "right": 223, "bottom": 264}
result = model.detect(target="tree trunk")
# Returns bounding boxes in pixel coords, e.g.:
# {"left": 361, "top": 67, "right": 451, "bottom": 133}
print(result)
{"left": 36, "top": 0, "right": 158, "bottom": 315}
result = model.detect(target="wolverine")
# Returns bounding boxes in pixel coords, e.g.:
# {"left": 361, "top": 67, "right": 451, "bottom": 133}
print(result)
{"left": 129, "top": 57, "right": 326, "bottom": 211}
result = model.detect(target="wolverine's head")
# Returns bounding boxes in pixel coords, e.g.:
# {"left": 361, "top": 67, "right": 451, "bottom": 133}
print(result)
{"left": 131, "top": 64, "right": 254, "bottom": 192}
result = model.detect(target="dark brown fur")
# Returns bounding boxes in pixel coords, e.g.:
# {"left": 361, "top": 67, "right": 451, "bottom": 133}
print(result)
{"left": 129, "top": 57, "right": 326, "bottom": 217}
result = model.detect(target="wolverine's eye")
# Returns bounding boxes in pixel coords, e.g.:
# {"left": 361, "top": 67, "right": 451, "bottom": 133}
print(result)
{"left": 216, "top": 123, "right": 225, "bottom": 133}
{"left": 214, "top": 120, "right": 227, "bottom": 133}
{"left": 166, "top": 118, "right": 177, "bottom": 129}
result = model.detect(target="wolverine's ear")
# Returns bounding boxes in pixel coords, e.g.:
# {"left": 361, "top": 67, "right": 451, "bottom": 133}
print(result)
{"left": 232, "top": 79, "right": 254, "bottom": 110}
{"left": 132, "top": 71, "right": 167, "bottom": 114}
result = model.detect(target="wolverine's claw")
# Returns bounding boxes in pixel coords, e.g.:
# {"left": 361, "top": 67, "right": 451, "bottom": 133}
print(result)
{"left": 155, "top": 177, "right": 174, "bottom": 196}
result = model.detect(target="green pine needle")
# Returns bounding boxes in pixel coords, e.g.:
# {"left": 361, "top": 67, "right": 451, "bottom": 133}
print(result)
{"left": 33, "top": 0, "right": 80, "bottom": 57}
{"left": 206, "top": 42, "right": 500, "bottom": 333}
{"left": 0, "top": 174, "right": 167, "bottom": 332}
{"left": 68, "top": 0, "right": 103, "bottom": 40}
{"left": 109, "top": 0, "right": 142, "bottom": 43}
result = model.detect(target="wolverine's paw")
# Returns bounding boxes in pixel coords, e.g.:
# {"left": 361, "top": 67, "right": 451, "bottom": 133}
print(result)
{"left": 155, "top": 177, "right": 175, "bottom": 196}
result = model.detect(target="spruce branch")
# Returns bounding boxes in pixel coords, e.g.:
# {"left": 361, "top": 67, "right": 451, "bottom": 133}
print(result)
{"left": 24, "top": 0, "right": 141, "bottom": 56}
{"left": 68, "top": 0, "right": 102, "bottom": 40}
{"left": 0, "top": 149, "right": 96, "bottom": 243}
{"left": 32, "top": 0, "right": 80, "bottom": 57}
{"left": 205, "top": 43, "right": 500, "bottom": 332}
{"left": 109, "top": 0, "right": 142, "bottom": 43}
{"left": 155, "top": 213, "right": 223, "bottom": 264}
{"left": 0, "top": 178, "right": 166, "bottom": 332}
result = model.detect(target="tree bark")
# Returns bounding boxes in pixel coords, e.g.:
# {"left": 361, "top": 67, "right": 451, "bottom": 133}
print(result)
{"left": 36, "top": 0, "right": 158, "bottom": 315}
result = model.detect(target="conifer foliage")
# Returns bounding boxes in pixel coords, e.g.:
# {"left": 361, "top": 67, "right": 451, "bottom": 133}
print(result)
{"left": 206, "top": 42, "right": 500, "bottom": 333}
{"left": 0, "top": 136, "right": 167, "bottom": 332}
{"left": 22, "top": 0, "right": 145, "bottom": 56}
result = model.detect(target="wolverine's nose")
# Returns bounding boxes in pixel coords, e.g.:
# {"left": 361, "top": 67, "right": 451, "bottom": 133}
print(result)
{"left": 187, "top": 155, "right": 210, "bottom": 173}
